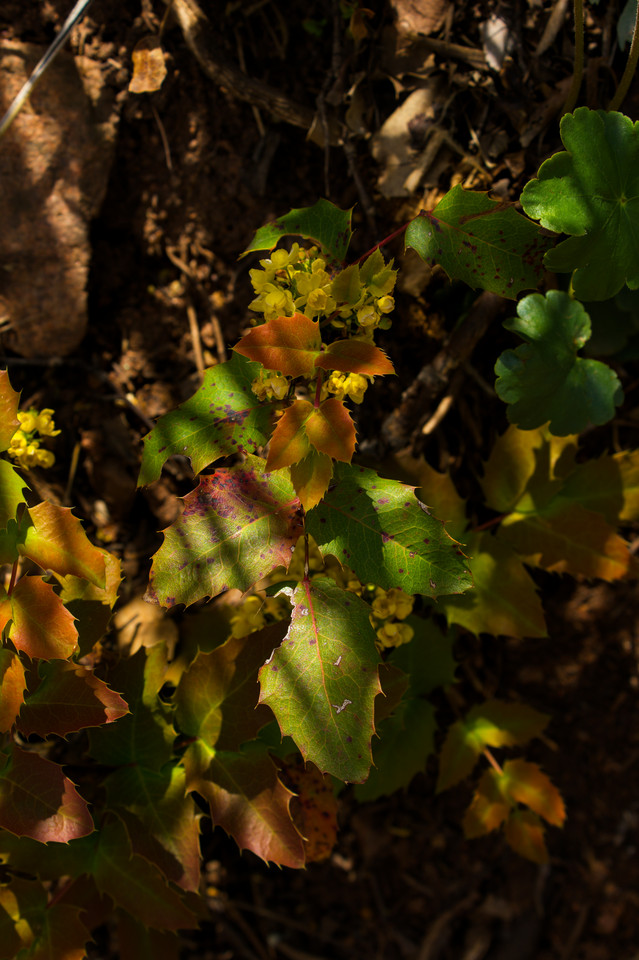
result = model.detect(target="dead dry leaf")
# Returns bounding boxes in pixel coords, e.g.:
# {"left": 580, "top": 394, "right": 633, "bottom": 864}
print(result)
{"left": 390, "top": 0, "right": 451, "bottom": 37}
{"left": 129, "top": 35, "right": 167, "bottom": 94}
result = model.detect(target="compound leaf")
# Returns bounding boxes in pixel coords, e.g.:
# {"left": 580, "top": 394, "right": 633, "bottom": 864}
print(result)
{"left": 520, "top": 108, "right": 639, "bottom": 300}
{"left": 234, "top": 313, "right": 321, "bottom": 378}
{"left": 240, "top": 199, "right": 353, "bottom": 268}
{"left": 17, "top": 661, "right": 128, "bottom": 737}
{"left": 183, "top": 738, "right": 306, "bottom": 868}
{"left": 138, "top": 354, "right": 274, "bottom": 487}
{"left": 495, "top": 291, "right": 623, "bottom": 434}
{"left": 148, "top": 456, "right": 303, "bottom": 608}
{"left": 405, "top": 185, "right": 551, "bottom": 299}
{"left": 259, "top": 576, "right": 381, "bottom": 782}
{"left": 0, "top": 745, "right": 93, "bottom": 842}
{"left": 306, "top": 463, "right": 473, "bottom": 598}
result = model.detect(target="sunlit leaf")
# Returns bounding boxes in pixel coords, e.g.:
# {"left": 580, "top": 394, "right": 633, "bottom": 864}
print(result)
{"left": 289, "top": 450, "right": 334, "bottom": 510}
{"left": 0, "top": 745, "right": 93, "bottom": 842}
{"left": 183, "top": 738, "right": 306, "bottom": 868}
{"left": 20, "top": 502, "right": 106, "bottom": 589}
{"left": 148, "top": 457, "right": 303, "bottom": 607}
{"left": 436, "top": 719, "right": 481, "bottom": 793}
{"left": 0, "top": 369, "right": 20, "bottom": 451}
{"left": 521, "top": 108, "right": 639, "bottom": 300}
{"left": 304, "top": 399, "right": 356, "bottom": 462}
{"left": 316, "top": 339, "right": 395, "bottom": 376}
{"left": 138, "top": 354, "right": 275, "bottom": 487}
{"left": 129, "top": 35, "right": 167, "bottom": 94}
{"left": 265, "top": 400, "right": 313, "bottom": 471}
{"left": 259, "top": 576, "right": 381, "bottom": 782}
{"left": 0, "top": 650, "right": 26, "bottom": 732}
{"left": 234, "top": 313, "right": 321, "bottom": 378}
{"left": 0, "top": 461, "right": 28, "bottom": 529}
{"left": 5, "top": 577, "right": 78, "bottom": 660}
{"left": 240, "top": 199, "right": 353, "bottom": 267}
{"left": 465, "top": 700, "right": 550, "bottom": 748}
{"left": 57, "top": 549, "right": 122, "bottom": 658}
{"left": 405, "top": 185, "right": 551, "bottom": 299}
{"left": 17, "top": 661, "right": 128, "bottom": 737}
{"left": 307, "top": 463, "right": 473, "bottom": 598}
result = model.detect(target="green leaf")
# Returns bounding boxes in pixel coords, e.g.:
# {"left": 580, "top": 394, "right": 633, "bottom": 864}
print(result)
{"left": 0, "top": 745, "right": 93, "bottom": 842}
{"left": 147, "top": 457, "right": 303, "bottom": 608}
{"left": 521, "top": 108, "right": 639, "bottom": 300}
{"left": 389, "top": 617, "right": 458, "bottom": 697}
{"left": 258, "top": 576, "right": 381, "bottom": 782}
{"left": 240, "top": 199, "right": 353, "bottom": 267}
{"left": 0, "top": 461, "right": 28, "bottom": 529}
{"left": 405, "top": 185, "right": 551, "bottom": 299}
{"left": 354, "top": 698, "right": 436, "bottom": 801}
{"left": 183, "top": 738, "right": 306, "bottom": 868}
{"left": 495, "top": 291, "right": 623, "bottom": 434}
{"left": 306, "top": 463, "right": 473, "bottom": 598}
{"left": 138, "top": 354, "right": 275, "bottom": 487}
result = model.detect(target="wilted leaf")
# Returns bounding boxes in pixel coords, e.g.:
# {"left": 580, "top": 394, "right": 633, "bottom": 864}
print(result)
{"left": 406, "top": 186, "right": 551, "bottom": 299}
{"left": 495, "top": 291, "right": 623, "bottom": 434}
{"left": 183, "top": 739, "right": 306, "bottom": 868}
{"left": 21, "top": 501, "right": 106, "bottom": 588}
{"left": 129, "top": 35, "right": 167, "bottom": 94}
{"left": 306, "top": 462, "right": 473, "bottom": 598}
{"left": 148, "top": 457, "right": 303, "bottom": 607}
{"left": 0, "top": 745, "right": 93, "bottom": 842}
{"left": 521, "top": 108, "right": 639, "bottom": 300}
{"left": 240, "top": 199, "right": 353, "bottom": 268}
{"left": 234, "top": 313, "right": 321, "bottom": 378}
{"left": 138, "top": 354, "right": 274, "bottom": 487}
{"left": 258, "top": 576, "right": 381, "bottom": 782}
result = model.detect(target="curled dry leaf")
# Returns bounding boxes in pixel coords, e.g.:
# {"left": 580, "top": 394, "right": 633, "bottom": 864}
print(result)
{"left": 390, "top": 0, "right": 451, "bottom": 37}
{"left": 129, "top": 36, "right": 167, "bottom": 94}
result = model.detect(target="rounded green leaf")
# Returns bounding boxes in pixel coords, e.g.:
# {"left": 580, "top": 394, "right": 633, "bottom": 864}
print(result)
{"left": 494, "top": 290, "right": 623, "bottom": 435}
{"left": 521, "top": 108, "right": 639, "bottom": 300}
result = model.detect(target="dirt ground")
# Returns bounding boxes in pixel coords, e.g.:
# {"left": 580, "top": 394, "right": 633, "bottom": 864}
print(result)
{"left": 1, "top": 1, "right": 639, "bottom": 958}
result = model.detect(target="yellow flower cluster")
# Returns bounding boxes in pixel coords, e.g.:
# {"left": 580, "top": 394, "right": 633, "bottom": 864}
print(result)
{"left": 250, "top": 369, "right": 290, "bottom": 402}
{"left": 321, "top": 371, "right": 369, "bottom": 404}
{"left": 330, "top": 249, "right": 398, "bottom": 339}
{"left": 249, "top": 244, "right": 337, "bottom": 322}
{"left": 229, "top": 593, "right": 291, "bottom": 639}
{"left": 369, "top": 587, "right": 415, "bottom": 649}
{"left": 8, "top": 408, "right": 60, "bottom": 470}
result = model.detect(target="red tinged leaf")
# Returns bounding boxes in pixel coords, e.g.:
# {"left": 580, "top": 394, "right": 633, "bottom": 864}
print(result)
{"left": 316, "top": 338, "right": 395, "bottom": 376}
{"left": 148, "top": 456, "right": 303, "bottom": 608}
{"left": 234, "top": 313, "right": 322, "bottom": 378}
{"left": 17, "top": 661, "right": 128, "bottom": 738}
{"left": 183, "top": 739, "right": 306, "bottom": 869}
{"left": 0, "top": 650, "right": 26, "bottom": 732}
{"left": 7, "top": 577, "right": 78, "bottom": 660}
{"left": 290, "top": 450, "right": 333, "bottom": 511}
{"left": 305, "top": 399, "right": 357, "bottom": 463}
{"left": 265, "top": 399, "right": 313, "bottom": 471}
{"left": 502, "top": 759, "right": 566, "bottom": 827}
{"left": 0, "top": 369, "right": 20, "bottom": 451}
{"left": 259, "top": 576, "right": 381, "bottom": 782}
{"left": 504, "top": 809, "right": 549, "bottom": 864}
{"left": 462, "top": 769, "right": 511, "bottom": 838}
{"left": 0, "top": 745, "right": 93, "bottom": 842}
{"left": 278, "top": 757, "right": 338, "bottom": 862}
{"left": 20, "top": 502, "right": 106, "bottom": 589}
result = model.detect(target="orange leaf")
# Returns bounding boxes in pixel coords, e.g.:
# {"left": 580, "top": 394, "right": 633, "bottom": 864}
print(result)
{"left": 317, "top": 339, "right": 395, "bottom": 376}
{"left": 21, "top": 502, "right": 106, "bottom": 588}
{"left": 265, "top": 399, "right": 313, "bottom": 471}
{"left": 290, "top": 451, "right": 333, "bottom": 511}
{"left": 503, "top": 758, "right": 566, "bottom": 827}
{"left": 233, "top": 313, "right": 322, "bottom": 378}
{"left": 462, "top": 769, "right": 511, "bottom": 838}
{"left": 9, "top": 576, "right": 78, "bottom": 660}
{"left": 129, "top": 35, "right": 167, "bottom": 94}
{"left": 305, "top": 399, "right": 356, "bottom": 463}
{"left": 504, "top": 809, "right": 549, "bottom": 864}
{"left": 0, "top": 369, "right": 20, "bottom": 451}
{"left": 0, "top": 650, "right": 26, "bottom": 733}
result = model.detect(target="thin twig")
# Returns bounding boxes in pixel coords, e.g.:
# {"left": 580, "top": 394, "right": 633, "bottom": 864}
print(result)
{"left": 187, "top": 302, "right": 206, "bottom": 382}
{"left": 562, "top": 0, "right": 584, "bottom": 115}
{"left": 608, "top": 0, "right": 639, "bottom": 110}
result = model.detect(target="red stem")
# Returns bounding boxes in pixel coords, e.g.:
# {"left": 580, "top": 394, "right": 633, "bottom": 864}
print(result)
{"left": 7, "top": 559, "right": 19, "bottom": 597}
{"left": 314, "top": 369, "right": 324, "bottom": 408}
{"left": 471, "top": 514, "right": 507, "bottom": 533}
{"left": 354, "top": 219, "right": 414, "bottom": 265}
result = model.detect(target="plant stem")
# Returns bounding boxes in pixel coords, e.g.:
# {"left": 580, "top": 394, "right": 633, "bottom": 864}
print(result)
{"left": 314, "top": 370, "right": 324, "bottom": 408}
{"left": 354, "top": 221, "right": 411, "bottom": 265}
{"left": 609, "top": 0, "right": 639, "bottom": 110}
{"left": 471, "top": 514, "right": 507, "bottom": 533}
{"left": 562, "top": 0, "right": 585, "bottom": 116}
{"left": 484, "top": 748, "right": 503, "bottom": 776}
{"left": 7, "top": 559, "right": 19, "bottom": 597}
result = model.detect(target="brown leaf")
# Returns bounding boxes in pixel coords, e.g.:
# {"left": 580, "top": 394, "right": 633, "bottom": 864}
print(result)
{"left": 390, "top": 0, "right": 451, "bottom": 37}
{"left": 129, "top": 36, "right": 167, "bottom": 94}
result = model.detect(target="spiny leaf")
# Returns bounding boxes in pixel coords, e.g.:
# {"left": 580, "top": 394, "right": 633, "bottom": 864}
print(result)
{"left": 233, "top": 313, "right": 321, "bottom": 378}
{"left": 316, "top": 338, "right": 395, "bottom": 376}
{"left": 495, "top": 291, "right": 623, "bottom": 435}
{"left": 240, "top": 198, "right": 353, "bottom": 267}
{"left": 304, "top": 399, "right": 357, "bottom": 462}
{"left": 502, "top": 758, "right": 566, "bottom": 827}
{"left": 306, "top": 463, "right": 473, "bottom": 598}
{"left": 0, "top": 369, "right": 20, "bottom": 451}
{"left": 277, "top": 757, "right": 338, "bottom": 862}
{"left": 57, "top": 549, "right": 122, "bottom": 658}
{"left": 462, "top": 768, "right": 511, "bottom": 838}
{"left": 0, "top": 650, "right": 26, "bottom": 732}
{"left": 0, "top": 460, "right": 28, "bottom": 529}
{"left": 289, "top": 450, "right": 333, "bottom": 510}
{"left": 265, "top": 399, "right": 313, "bottom": 470}
{"left": 0, "top": 745, "right": 93, "bottom": 842}
{"left": 21, "top": 902, "right": 91, "bottom": 960}
{"left": 138, "top": 354, "right": 275, "bottom": 487}
{"left": 17, "top": 661, "right": 128, "bottom": 737}
{"left": 258, "top": 576, "right": 381, "bottom": 782}
{"left": 183, "top": 738, "right": 306, "bottom": 868}
{"left": 3, "top": 577, "right": 78, "bottom": 660}
{"left": 147, "top": 456, "right": 303, "bottom": 608}
{"left": 520, "top": 108, "right": 639, "bottom": 300}
{"left": 504, "top": 808, "right": 549, "bottom": 864}
{"left": 405, "top": 185, "right": 551, "bottom": 299}
{"left": 20, "top": 502, "right": 106, "bottom": 589}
